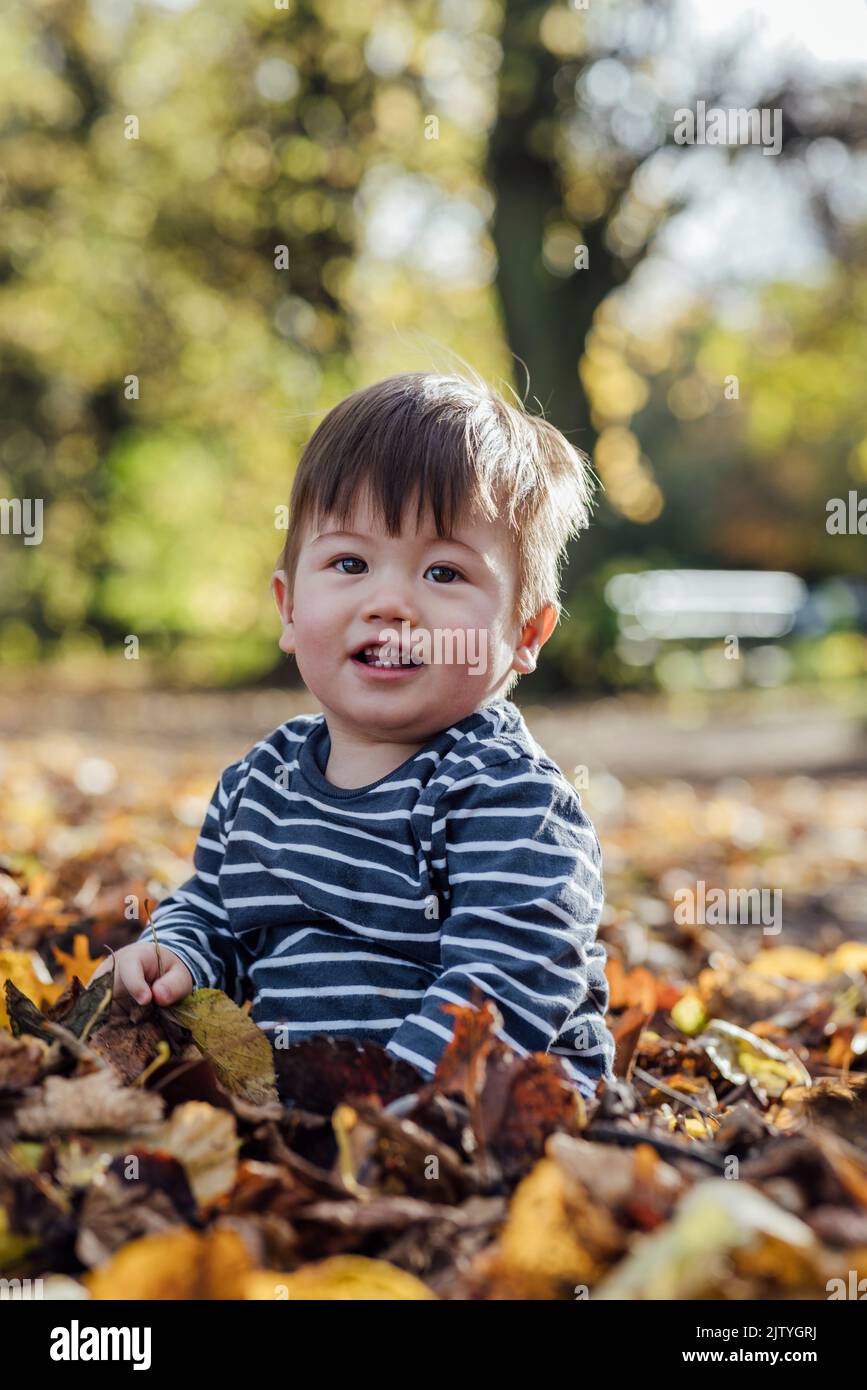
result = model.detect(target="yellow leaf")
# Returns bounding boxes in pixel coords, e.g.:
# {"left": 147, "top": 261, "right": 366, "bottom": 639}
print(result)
{"left": 86, "top": 1225, "right": 254, "bottom": 1300}
{"left": 243, "top": 1256, "right": 438, "bottom": 1300}
{"left": 670, "top": 992, "right": 708, "bottom": 1036}
{"left": 746, "top": 947, "right": 828, "bottom": 982}
{"left": 698, "top": 1019, "right": 812, "bottom": 1098}
{"left": 0, "top": 950, "right": 64, "bottom": 1029}
{"left": 829, "top": 942, "right": 867, "bottom": 976}
{"left": 8, "top": 1142, "right": 45, "bottom": 1171}
{"left": 682, "top": 1116, "right": 712, "bottom": 1139}
{"left": 166, "top": 989, "right": 278, "bottom": 1106}
{"left": 484, "top": 1156, "right": 622, "bottom": 1298}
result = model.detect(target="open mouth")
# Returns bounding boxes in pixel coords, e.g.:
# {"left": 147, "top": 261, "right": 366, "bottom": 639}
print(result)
{"left": 350, "top": 643, "right": 425, "bottom": 668}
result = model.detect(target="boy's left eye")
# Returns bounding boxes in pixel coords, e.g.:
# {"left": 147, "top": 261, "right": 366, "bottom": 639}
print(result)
{"left": 425, "top": 564, "right": 462, "bottom": 583}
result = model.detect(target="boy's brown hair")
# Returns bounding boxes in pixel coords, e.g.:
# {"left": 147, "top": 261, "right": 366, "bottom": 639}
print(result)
{"left": 276, "top": 370, "right": 596, "bottom": 697}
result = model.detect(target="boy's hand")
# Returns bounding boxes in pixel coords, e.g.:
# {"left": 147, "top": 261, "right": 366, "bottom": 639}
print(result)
{"left": 91, "top": 942, "right": 194, "bottom": 1008}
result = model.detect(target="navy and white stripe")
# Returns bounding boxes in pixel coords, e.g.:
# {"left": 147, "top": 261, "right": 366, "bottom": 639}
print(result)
{"left": 139, "top": 698, "right": 615, "bottom": 1100}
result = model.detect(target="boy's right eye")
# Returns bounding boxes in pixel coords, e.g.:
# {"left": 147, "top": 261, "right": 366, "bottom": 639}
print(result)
{"left": 332, "top": 557, "right": 367, "bottom": 575}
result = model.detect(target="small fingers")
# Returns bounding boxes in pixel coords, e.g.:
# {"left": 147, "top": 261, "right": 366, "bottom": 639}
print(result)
{"left": 122, "top": 953, "right": 152, "bottom": 1006}
{"left": 152, "top": 959, "right": 192, "bottom": 1006}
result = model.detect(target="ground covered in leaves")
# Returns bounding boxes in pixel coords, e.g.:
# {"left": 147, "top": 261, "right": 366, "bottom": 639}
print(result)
{"left": 2, "top": 733, "right": 867, "bottom": 1300}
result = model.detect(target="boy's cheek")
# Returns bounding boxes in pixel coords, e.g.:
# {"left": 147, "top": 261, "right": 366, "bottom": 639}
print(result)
{"left": 295, "top": 621, "right": 325, "bottom": 656}
{"left": 292, "top": 619, "right": 336, "bottom": 661}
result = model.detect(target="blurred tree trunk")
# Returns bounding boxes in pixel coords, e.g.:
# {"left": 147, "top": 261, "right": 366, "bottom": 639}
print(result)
{"left": 485, "top": 0, "right": 621, "bottom": 459}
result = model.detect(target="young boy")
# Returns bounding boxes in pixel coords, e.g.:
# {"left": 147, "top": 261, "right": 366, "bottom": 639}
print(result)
{"left": 96, "top": 371, "right": 615, "bottom": 1101}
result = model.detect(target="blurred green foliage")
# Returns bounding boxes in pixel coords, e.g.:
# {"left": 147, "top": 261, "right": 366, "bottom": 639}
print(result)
{"left": 1, "top": 0, "right": 865, "bottom": 694}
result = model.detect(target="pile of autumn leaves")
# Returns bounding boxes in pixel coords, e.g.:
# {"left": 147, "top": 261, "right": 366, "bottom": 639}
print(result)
{"left": 2, "top": 925, "right": 867, "bottom": 1300}
{"left": 0, "top": 950, "right": 592, "bottom": 1299}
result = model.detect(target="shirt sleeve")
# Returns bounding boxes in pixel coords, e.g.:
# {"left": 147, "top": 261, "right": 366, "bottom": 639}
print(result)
{"left": 384, "top": 756, "right": 614, "bottom": 1097}
{"left": 137, "top": 760, "right": 248, "bottom": 1003}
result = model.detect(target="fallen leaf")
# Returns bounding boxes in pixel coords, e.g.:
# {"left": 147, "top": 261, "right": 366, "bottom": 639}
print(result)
{"left": 479, "top": 1156, "right": 624, "bottom": 1298}
{"left": 670, "top": 991, "right": 709, "bottom": 1036}
{"left": 142, "top": 1101, "right": 239, "bottom": 1206}
{"left": 593, "top": 1179, "right": 819, "bottom": 1299}
{"left": 52, "top": 933, "right": 102, "bottom": 987}
{"left": 482, "top": 1052, "right": 585, "bottom": 1179}
{"left": 243, "top": 1253, "right": 438, "bottom": 1300}
{"left": 434, "top": 992, "right": 504, "bottom": 1105}
{"left": 0, "top": 1030, "right": 48, "bottom": 1093}
{"left": 165, "top": 989, "right": 278, "bottom": 1106}
{"left": 0, "top": 953, "right": 64, "bottom": 1028}
{"left": 829, "top": 942, "right": 867, "bottom": 976}
{"left": 76, "top": 1154, "right": 198, "bottom": 1268}
{"left": 273, "top": 1033, "right": 421, "bottom": 1111}
{"left": 17, "top": 1069, "right": 165, "bottom": 1137}
{"left": 696, "top": 1018, "right": 813, "bottom": 1099}
{"left": 5, "top": 971, "right": 113, "bottom": 1044}
{"left": 747, "top": 946, "right": 829, "bottom": 983}
{"left": 85, "top": 1224, "right": 255, "bottom": 1299}
{"left": 607, "top": 959, "right": 681, "bottom": 1014}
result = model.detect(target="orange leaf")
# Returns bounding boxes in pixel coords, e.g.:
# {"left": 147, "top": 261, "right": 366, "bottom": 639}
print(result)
{"left": 606, "top": 959, "right": 681, "bottom": 1014}
{"left": 434, "top": 989, "right": 504, "bottom": 1104}
{"left": 52, "top": 933, "right": 102, "bottom": 987}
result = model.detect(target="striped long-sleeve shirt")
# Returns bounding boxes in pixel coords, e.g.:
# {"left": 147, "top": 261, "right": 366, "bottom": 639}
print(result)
{"left": 139, "top": 698, "right": 615, "bottom": 1101}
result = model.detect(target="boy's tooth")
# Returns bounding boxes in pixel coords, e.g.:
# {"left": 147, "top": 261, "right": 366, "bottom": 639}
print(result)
{"left": 359, "top": 643, "right": 422, "bottom": 667}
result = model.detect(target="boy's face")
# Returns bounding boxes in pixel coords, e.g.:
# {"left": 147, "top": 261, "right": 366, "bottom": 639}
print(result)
{"left": 271, "top": 488, "right": 556, "bottom": 744}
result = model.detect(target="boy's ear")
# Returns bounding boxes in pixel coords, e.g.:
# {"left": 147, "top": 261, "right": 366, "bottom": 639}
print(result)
{"left": 511, "top": 602, "right": 558, "bottom": 675}
{"left": 271, "top": 569, "right": 295, "bottom": 655}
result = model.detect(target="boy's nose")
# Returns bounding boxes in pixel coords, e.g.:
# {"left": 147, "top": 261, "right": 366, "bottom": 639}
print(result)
{"left": 362, "top": 603, "right": 418, "bottom": 627}
{"left": 361, "top": 582, "right": 418, "bottom": 627}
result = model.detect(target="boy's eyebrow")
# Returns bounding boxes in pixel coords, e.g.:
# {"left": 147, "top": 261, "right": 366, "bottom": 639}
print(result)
{"left": 311, "top": 528, "right": 483, "bottom": 558}
{"left": 311, "top": 529, "right": 368, "bottom": 544}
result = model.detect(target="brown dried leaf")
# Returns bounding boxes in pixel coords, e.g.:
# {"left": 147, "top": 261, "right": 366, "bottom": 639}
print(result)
{"left": 17, "top": 1068, "right": 165, "bottom": 1137}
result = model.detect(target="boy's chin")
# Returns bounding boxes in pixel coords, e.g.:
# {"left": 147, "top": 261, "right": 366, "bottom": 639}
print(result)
{"left": 328, "top": 679, "right": 478, "bottom": 730}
